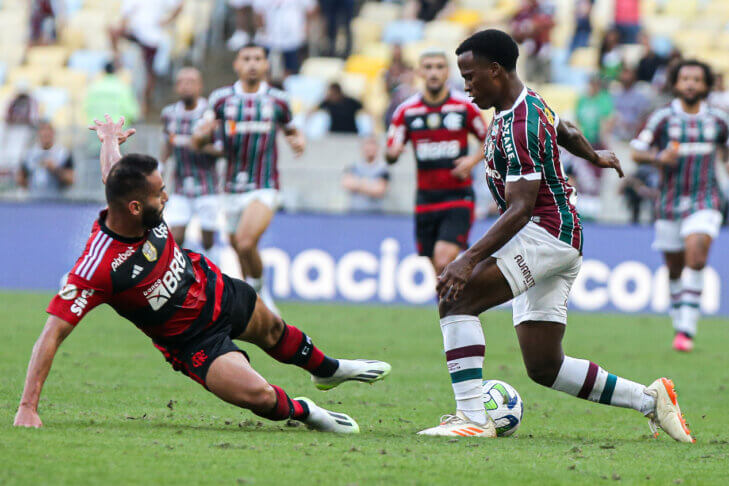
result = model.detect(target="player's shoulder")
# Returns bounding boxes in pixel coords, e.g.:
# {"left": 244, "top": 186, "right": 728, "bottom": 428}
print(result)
{"left": 266, "top": 85, "right": 290, "bottom": 102}
{"left": 393, "top": 93, "right": 424, "bottom": 117}
{"left": 646, "top": 103, "right": 674, "bottom": 124}
{"left": 448, "top": 90, "right": 478, "bottom": 108}
{"left": 707, "top": 106, "right": 729, "bottom": 125}
{"left": 160, "top": 102, "right": 177, "bottom": 116}
{"left": 209, "top": 85, "right": 235, "bottom": 106}
{"left": 70, "top": 223, "right": 118, "bottom": 286}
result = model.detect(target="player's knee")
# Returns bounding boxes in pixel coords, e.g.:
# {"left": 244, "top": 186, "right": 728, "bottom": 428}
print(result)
{"left": 438, "top": 298, "right": 476, "bottom": 319}
{"left": 685, "top": 251, "right": 707, "bottom": 270}
{"left": 236, "top": 382, "right": 276, "bottom": 412}
{"left": 524, "top": 360, "right": 561, "bottom": 387}
{"left": 262, "top": 316, "right": 285, "bottom": 349}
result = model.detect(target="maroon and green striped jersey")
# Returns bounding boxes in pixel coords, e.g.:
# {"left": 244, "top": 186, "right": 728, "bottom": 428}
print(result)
{"left": 631, "top": 99, "right": 729, "bottom": 220}
{"left": 483, "top": 87, "right": 582, "bottom": 251}
{"left": 208, "top": 81, "right": 294, "bottom": 193}
{"left": 161, "top": 98, "right": 219, "bottom": 197}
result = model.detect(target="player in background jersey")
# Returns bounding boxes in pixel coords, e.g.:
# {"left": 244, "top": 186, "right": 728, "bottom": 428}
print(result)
{"left": 386, "top": 49, "right": 487, "bottom": 275}
{"left": 193, "top": 44, "right": 304, "bottom": 314}
{"left": 160, "top": 68, "right": 220, "bottom": 260}
{"left": 418, "top": 29, "right": 693, "bottom": 443}
{"left": 13, "top": 115, "right": 390, "bottom": 431}
{"left": 631, "top": 60, "right": 729, "bottom": 352}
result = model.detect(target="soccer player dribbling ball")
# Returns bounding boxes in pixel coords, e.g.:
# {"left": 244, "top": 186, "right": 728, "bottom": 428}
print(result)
{"left": 13, "top": 115, "right": 390, "bottom": 432}
{"left": 418, "top": 29, "right": 693, "bottom": 443}
{"left": 386, "top": 49, "right": 487, "bottom": 276}
{"left": 631, "top": 60, "right": 729, "bottom": 353}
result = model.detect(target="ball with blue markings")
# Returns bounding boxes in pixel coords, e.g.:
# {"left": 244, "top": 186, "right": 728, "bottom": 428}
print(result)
{"left": 482, "top": 379, "right": 523, "bottom": 436}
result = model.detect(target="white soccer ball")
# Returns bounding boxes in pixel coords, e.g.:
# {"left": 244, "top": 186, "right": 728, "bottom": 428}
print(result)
{"left": 483, "top": 379, "right": 523, "bottom": 436}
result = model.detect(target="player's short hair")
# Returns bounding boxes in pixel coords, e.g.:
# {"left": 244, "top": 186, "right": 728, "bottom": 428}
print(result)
{"left": 419, "top": 48, "right": 448, "bottom": 63}
{"left": 105, "top": 154, "right": 159, "bottom": 207}
{"left": 239, "top": 43, "right": 266, "bottom": 56}
{"left": 455, "top": 29, "right": 519, "bottom": 71}
{"left": 669, "top": 59, "right": 714, "bottom": 90}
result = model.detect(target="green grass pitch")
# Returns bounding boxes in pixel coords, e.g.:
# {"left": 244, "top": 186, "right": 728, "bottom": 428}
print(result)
{"left": 2, "top": 292, "right": 729, "bottom": 485}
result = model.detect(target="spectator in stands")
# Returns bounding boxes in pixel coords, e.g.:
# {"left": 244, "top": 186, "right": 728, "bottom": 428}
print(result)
{"left": 611, "top": 66, "right": 651, "bottom": 142}
{"left": 384, "top": 45, "right": 412, "bottom": 94}
{"left": 613, "top": 0, "right": 641, "bottom": 44}
{"left": 510, "top": 0, "right": 555, "bottom": 83}
{"left": 317, "top": 82, "right": 363, "bottom": 134}
{"left": 404, "top": 0, "right": 454, "bottom": 22}
{"left": 227, "top": 0, "right": 255, "bottom": 51}
{"left": 620, "top": 164, "right": 659, "bottom": 224}
{"left": 320, "top": 0, "right": 354, "bottom": 58}
{"left": 341, "top": 136, "right": 389, "bottom": 213}
{"left": 5, "top": 82, "right": 39, "bottom": 127}
{"left": 84, "top": 63, "right": 140, "bottom": 125}
{"left": 636, "top": 32, "right": 668, "bottom": 84}
{"left": 254, "top": 0, "right": 317, "bottom": 78}
{"left": 29, "top": 0, "right": 60, "bottom": 46}
{"left": 109, "top": 0, "right": 183, "bottom": 115}
{"left": 576, "top": 75, "right": 614, "bottom": 148}
{"left": 709, "top": 73, "right": 729, "bottom": 113}
{"left": 16, "top": 120, "right": 74, "bottom": 199}
{"left": 598, "top": 28, "right": 623, "bottom": 81}
{"left": 569, "top": 0, "right": 593, "bottom": 53}
{"left": 384, "top": 69, "right": 417, "bottom": 127}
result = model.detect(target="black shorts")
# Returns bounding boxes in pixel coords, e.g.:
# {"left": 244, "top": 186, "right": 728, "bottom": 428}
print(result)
{"left": 415, "top": 207, "right": 473, "bottom": 258}
{"left": 153, "top": 275, "right": 258, "bottom": 388}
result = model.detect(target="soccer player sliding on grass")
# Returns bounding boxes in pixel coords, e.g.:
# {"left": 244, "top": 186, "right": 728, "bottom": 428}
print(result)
{"left": 419, "top": 29, "right": 693, "bottom": 442}
{"left": 14, "top": 115, "right": 390, "bottom": 432}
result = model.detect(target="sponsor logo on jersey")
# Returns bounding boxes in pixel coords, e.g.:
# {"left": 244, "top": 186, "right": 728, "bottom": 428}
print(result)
{"left": 542, "top": 105, "right": 555, "bottom": 126}
{"left": 143, "top": 246, "right": 187, "bottom": 311}
{"left": 132, "top": 264, "right": 144, "bottom": 279}
{"left": 261, "top": 100, "right": 274, "bottom": 120}
{"left": 485, "top": 138, "right": 495, "bottom": 162}
{"left": 514, "top": 254, "right": 535, "bottom": 289}
{"left": 410, "top": 117, "right": 424, "bottom": 129}
{"left": 415, "top": 140, "right": 460, "bottom": 160}
{"left": 111, "top": 246, "right": 136, "bottom": 272}
{"left": 70, "top": 289, "right": 95, "bottom": 317}
{"left": 484, "top": 164, "right": 502, "bottom": 180}
{"left": 443, "top": 112, "right": 462, "bottom": 131}
{"left": 502, "top": 132, "right": 516, "bottom": 161}
{"left": 59, "top": 283, "right": 78, "bottom": 300}
{"left": 152, "top": 224, "right": 168, "bottom": 240}
{"left": 225, "top": 120, "right": 273, "bottom": 134}
{"left": 426, "top": 113, "right": 441, "bottom": 130}
{"left": 191, "top": 350, "right": 208, "bottom": 368}
{"left": 703, "top": 120, "right": 716, "bottom": 140}
{"left": 142, "top": 241, "right": 158, "bottom": 262}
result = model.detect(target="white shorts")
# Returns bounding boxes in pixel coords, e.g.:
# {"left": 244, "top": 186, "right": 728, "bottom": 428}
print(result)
{"left": 653, "top": 209, "right": 722, "bottom": 252}
{"left": 224, "top": 189, "right": 281, "bottom": 234}
{"left": 164, "top": 194, "right": 220, "bottom": 231}
{"left": 493, "top": 222, "right": 582, "bottom": 326}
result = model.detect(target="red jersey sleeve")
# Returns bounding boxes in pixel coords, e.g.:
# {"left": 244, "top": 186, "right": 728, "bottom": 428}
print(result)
{"left": 465, "top": 102, "right": 488, "bottom": 141}
{"left": 386, "top": 103, "right": 409, "bottom": 148}
{"left": 46, "top": 273, "right": 108, "bottom": 326}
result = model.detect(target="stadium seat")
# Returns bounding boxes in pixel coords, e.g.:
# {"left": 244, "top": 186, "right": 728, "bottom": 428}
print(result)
{"left": 49, "top": 69, "right": 88, "bottom": 102}
{"left": 423, "top": 21, "right": 468, "bottom": 46}
{"left": 282, "top": 75, "right": 327, "bottom": 108}
{"left": 358, "top": 2, "right": 401, "bottom": 24}
{"left": 717, "top": 32, "right": 729, "bottom": 51}
{"left": 672, "top": 30, "right": 713, "bottom": 55}
{"left": 382, "top": 20, "right": 424, "bottom": 45}
{"left": 68, "top": 50, "right": 110, "bottom": 77}
{"left": 663, "top": 0, "right": 698, "bottom": 18}
{"left": 360, "top": 43, "right": 393, "bottom": 64}
{"left": 6, "top": 66, "right": 47, "bottom": 88}
{"left": 59, "top": 25, "right": 86, "bottom": 51}
{"left": 300, "top": 57, "right": 344, "bottom": 82}
{"left": 26, "top": 46, "right": 70, "bottom": 69}
{"left": 33, "top": 86, "right": 70, "bottom": 119}
{"left": 643, "top": 16, "right": 683, "bottom": 37}
{"left": 447, "top": 9, "right": 483, "bottom": 29}
{"left": 569, "top": 47, "right": 598, "bottom": 71}
{"left": 351, "top": 17, "right": 383, "bottom": 52}
{"left": 538, "top": 84, "right": 578, "bottom": 118}
{"left": 344, "top": 55, "right": 387, "bottom": 81}
{"left": 339, "top": 72, "right": 368, "bottom": 100}
{"left": 619, "top": 44, "right": 646, "bottom": 69}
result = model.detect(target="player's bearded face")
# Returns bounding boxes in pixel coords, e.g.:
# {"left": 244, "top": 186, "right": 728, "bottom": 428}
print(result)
{"left": 676, "top": 66, "right": 708, "bottom": 105}
{"left": 140, "top": 201, "right": 164, "bottom": 229}
{"left": 421, "top": 57, "right": 448, "bottom": 94}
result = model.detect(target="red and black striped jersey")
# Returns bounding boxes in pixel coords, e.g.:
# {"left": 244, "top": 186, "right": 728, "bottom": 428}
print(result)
{"left": 161, "top": 98, "right": 219, "bottom": 197}
{"left": 208, "top": 81, "right": 294, "bottom": 193}
{"left": 484, "top": 87, "right": 582, "bottom": 251}
{"left": 46, "top": 210, "right": 224, "bottom": 345}
{"left": 386, "top": 91, "right": 487, "bottom": 213}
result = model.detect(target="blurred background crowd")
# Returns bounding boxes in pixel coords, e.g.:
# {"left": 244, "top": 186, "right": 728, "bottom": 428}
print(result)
{"left": 1, "top": 0, "right": 729, "bottom": 225}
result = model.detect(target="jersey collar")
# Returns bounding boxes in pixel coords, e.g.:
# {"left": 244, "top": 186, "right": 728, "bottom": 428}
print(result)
{"left": 98, "top": 209, "right": 146, "bottom": 244}
{"left": 233, "top": 80, "right": 268, "bottom": 96}
{"left": 494, "top": 86, "right": 528, "bottom": 119}
{"left": 671, "top": 98, "right": 707, "bottom": 118}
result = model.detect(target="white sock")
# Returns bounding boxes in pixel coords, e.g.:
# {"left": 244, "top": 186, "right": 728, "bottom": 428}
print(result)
{"left": 551, "top": 356, "right": 650, "bottom": 413}
{"left": 678, "top": 268, "right": 702, "bottom": 337}
{"left": 441, "top": 315, "right": 486, "bottom": 425}
{"left": 247, "top": 276, "right": 263, "bottom": 293}
{"left": 669, "top": 278, "right": 682, "bottom": 332}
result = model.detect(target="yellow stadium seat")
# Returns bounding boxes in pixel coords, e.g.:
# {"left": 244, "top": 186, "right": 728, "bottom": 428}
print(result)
{"left": 52, "top": 105, "right": 74, "bottom": 130}
{"left": 360, "top": 42, "right": 392, "bottom": 64}
{"left": 0, "top": 44, "right": 25, "bottom": 71}
{"left": 338, "top": 72, "right": 368, "bottom": 100}
{"left": 49, "top": 69, "right": 88, "bottom": 102}
{"left": 402, "top": 41, "right": 437, "bottom": 67}
{"left": 300, "top": 57, "right": 345, "bottom": 82}
{"left": 59, "top": 26, "right": 86, "bottom": 51}
{"left": 423, "top": 21, "right": 468, "bottom": 45}
{"left": 174, "top": 15, "right": 195, "bottom": 56}
{"left": 7, "top": 67, "right": 47, "bottom": 88}
{"left": 447, "top": 9, "right": 483, "bottom": 29}
{"left": 569, "top": 47, "right": 598, "bottom": 71}
{"left": 663, "top": 0, "right": 698, "bottom": 18}
{"left": 26, "top": 46, "right": 70, "bottom": 69}
{"left": 351, "top": 17, "right": 383, "bottom": 53}
{"left": 538, "top": 84, "right": 578, "bottom": 117}
{"left": 643, "top": 16, "right": 682, "bottom": 37}
{"left": 344, "top": 55, "right": 387, "bottom": 80}
{"left": 715, "top": 32, "right": 729, "bottom": 50}
{"left": 358, "top": 2, "right": 401, "bottom": 24}
{"left": 672, "top": 30, "right": 713, "bottom": 54}
{"left": 619, "top": 44, "right": 646, "bottom": 69}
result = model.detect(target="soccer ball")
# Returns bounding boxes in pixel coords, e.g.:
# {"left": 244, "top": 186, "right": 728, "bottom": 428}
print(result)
{"left": 483, "top": 379, "right": 523, "bottom": 436}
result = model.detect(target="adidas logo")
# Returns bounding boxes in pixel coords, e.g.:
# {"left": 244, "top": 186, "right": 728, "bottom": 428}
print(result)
{"left": 132, "top": 264, "right": 143, "bottom": 279}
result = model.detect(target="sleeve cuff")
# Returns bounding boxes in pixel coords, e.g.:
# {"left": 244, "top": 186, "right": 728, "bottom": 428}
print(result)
{"left": 506, "top": 172, "right": 542, "bottom": 182}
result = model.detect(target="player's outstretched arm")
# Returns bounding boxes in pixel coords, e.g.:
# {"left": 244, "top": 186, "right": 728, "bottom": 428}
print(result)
{"left": 88, "top": 114, "right": 136, "bottom": 184}
{"left": 437, "top": 178, "right": 539, "bottom": 302}
{"left": 14, "top": 316, "right": 75, "bottom": 428}
{"left": 557, "top": 119, "right": 624, "bottom": 177}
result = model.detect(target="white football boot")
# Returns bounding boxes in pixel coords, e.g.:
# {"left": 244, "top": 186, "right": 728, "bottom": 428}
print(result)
{"left": 312, "top": 359, "right": 392, "bottom": 390}
{"left": 645, "top": 378, "right": 695, "bottom": 443}
{"left": 296, "top": 397, "right": 360, "bottom": 434}
{"left": 417, "top": 411, "right": 497, "bottom": 437}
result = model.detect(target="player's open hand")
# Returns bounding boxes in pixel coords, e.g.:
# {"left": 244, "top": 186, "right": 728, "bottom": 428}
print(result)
{"left": 594, "top": 150, "right": 624, "bottom": 178}
{"left": 14, "top": 406, "right": 42, "bottom": 428}
{"left": 286, "top": 132, "right": 306, "bottom": 157}
{"left": 451, "top": 156, "right": 474, "bottom": 180}
{"left": 89, "top": 114, "right": 136, "bottom": 145}
{"left": 656, "top": 144, "right": 679, "bottom": 168}
{"left": 436, "top": 254, "right": 475, "bottom": 303}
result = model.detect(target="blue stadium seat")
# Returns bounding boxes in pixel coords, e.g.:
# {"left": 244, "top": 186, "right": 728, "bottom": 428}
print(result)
{"left": 382, "top": 20, "right": 424, "bottom": 45}
{"left": 68, "top": 50, "right": 110, "bottom": 77}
